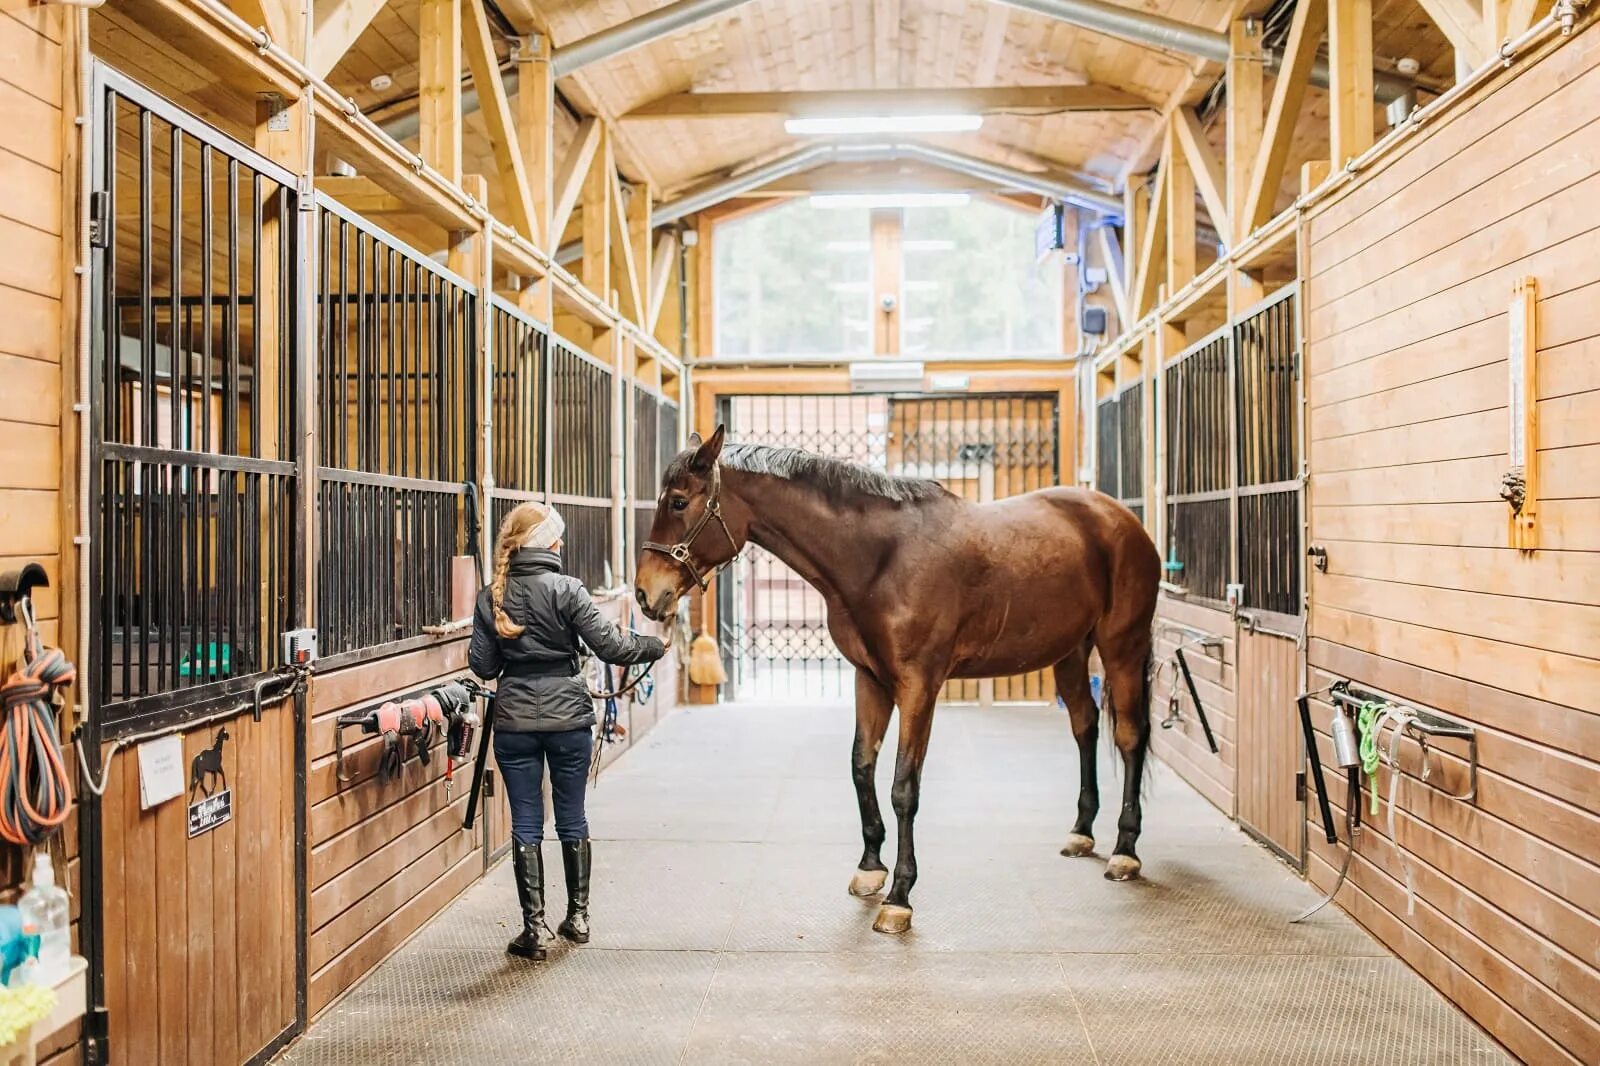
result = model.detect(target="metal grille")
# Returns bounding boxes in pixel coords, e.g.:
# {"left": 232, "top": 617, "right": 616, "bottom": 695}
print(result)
{"left": 1163, "top": 327, "right": 1232, "bottom": 604}
{"left": 489, "top": 297, "right": 545, "bottom": 494}
{"left": 1116, "top": 381, "right": 1144, "bottom": 512}
{"left": 717, "top": 393, "right": 1058, "bottom": 702}
{"left": 314, "top": 196, "right": 476, "bottom": 657}
{"left": 1235, "top": 285, "right": 1302, "bottom": 616}
{"left": 1094, "top": 397, "right": 1118, "bottom": 495}
{"left": 549, "top": 337, "right": 613, "bottom": 589}
{"left": 91, "top": 73, "right": 301, "bottom": 730}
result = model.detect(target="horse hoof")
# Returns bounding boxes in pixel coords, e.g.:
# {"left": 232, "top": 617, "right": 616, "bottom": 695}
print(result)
{"left": 1105, "top": 855, "right": 1142, "bottom": 881}
{"left": 872, "top": 904, "right": 913, "bottom": 934}
{"left": 1059, "top": 833, "right": 1095, "bottom": 857}
{"left": 848, "top": 868, "right": 887, "bottom": 897}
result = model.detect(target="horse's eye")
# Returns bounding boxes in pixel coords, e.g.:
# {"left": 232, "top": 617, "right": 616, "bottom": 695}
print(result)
{"left": 671, "top": 497, "right": 689, "bottom": 512}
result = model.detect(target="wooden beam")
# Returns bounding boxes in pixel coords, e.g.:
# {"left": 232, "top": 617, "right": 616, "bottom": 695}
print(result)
{"left": 310, "top": 0, "right": 388, "bottom": 78}
{"left": 611, "top": 177, "right": 644, "bottom": 321}
{"left": 874, "top": 0, "right": 902, "bottom": 89}
{"left": 462, "top": 0, "right": 537, "bottom": 240}
{"left": 870, "top": 208, "right": 901, "bottom": 354}
{"left": 1417, "top": 0, "right": 1489, "bottom": 67}
{"left": 1132, "top": 164, "right": 1168, "bottom": 319}
{"left": 1122, "top": 174, "right": 1147, "bottom": 304}
{"left": 628, "top": 185, "right": 653, "bottom": 323}
{"left": 1226, "top": 19, "right": 1263, "bottom": 250}
{"left": 516, "top": 33, "right": 555, "bottom": 248}
{"left": 1164, "top": 120, "right": 1195, "bottom": 294}
{"left": 624, "top": 85, "right": 1153, "bottom": 118}
{"left": 1172, "top": 107, "right": 1229, "bottom": 245}
{"left": 1329, "top": 0, "right": 1376, "bottom": 166}
{"left": 582, "top": 126, "right": 613, "bottom": 302}
{"left": 1241, "top": 0, "right": 1328, "bottom": 234}
{"left": 419, "top": 0, "right": 462, "bottom": 184}
{"left": 1485, "top": 0, "right": 1540, "bottom": 47}
{"left": 1061, "top": 206, "right": 1082, "bottom": 356}
{"left": 1095, "top": 226, "right": 1131, "bottom": 329}
{"left": 229, "top": 0, "right": 299, "bottom": 53}
{"left": 316, "top": 175, "right": 408, "bottom": 214}
{"left": 551, "top": 117, "right": 602, "bottom": 250}
{"left": 648, "top": 231, "right": 678, "bottom": 333}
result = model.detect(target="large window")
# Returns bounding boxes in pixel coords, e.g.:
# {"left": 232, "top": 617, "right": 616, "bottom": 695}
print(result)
{"left": 901, "top": 200, "right": 1063, "bottom": 356}
{"left": 714, "top": 200, "right": 871, "bottom": 356}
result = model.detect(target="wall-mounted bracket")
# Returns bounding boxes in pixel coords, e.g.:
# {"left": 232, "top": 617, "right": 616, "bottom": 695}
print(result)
{"left": 1330, "top": 681, "right": 1478, "bottom": 803}
{"left": 0, "top": 562, "right": 49, "bottom": 625}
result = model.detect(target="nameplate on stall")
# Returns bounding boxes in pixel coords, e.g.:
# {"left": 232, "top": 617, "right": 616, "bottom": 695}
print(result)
{"left": 188, "top": 790, "right": 232, "bottom": 838}
{"left": 137, "top": 735, "right": 186, "bottom": 810}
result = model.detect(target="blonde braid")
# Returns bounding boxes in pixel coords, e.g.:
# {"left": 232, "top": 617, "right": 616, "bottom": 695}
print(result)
{"left": 491, "top": 501, "right": 548, "bottom": 639}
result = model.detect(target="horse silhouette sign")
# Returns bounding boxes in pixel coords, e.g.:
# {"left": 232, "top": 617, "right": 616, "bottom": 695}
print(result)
{"left": 187, "top": 728, "right": 233, "bottom": 838}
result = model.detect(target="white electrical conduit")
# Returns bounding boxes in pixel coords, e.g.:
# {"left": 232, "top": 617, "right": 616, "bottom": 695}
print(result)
{"left": 184, "top": 0, "right": 680, "bottom": 367}
{"left": 1108, "top": 0, "right": 1589, "bottom": 352}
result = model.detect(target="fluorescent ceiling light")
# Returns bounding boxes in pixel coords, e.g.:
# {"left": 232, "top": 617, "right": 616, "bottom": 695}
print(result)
{"left": 904, "top": 239, "right": 956, "bottom": 252}
{"left": 785, "top": 114, "right": 983, "bottom": 135}
{"left": 811, "top": 193, "right": 971, "bottom": 209}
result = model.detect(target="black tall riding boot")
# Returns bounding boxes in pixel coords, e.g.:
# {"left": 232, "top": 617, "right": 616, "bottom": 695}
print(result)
{"left": 557, "top": 839, "right": 591, "bottom": 944}
{"left": 507, "top": 841, "right": 548, "bottom": 960}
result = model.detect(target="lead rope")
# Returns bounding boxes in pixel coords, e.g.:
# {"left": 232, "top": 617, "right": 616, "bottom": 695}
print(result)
{"left": 1358, "top": 700, "right": 1420, "bottom": 915}
{"left": 0, "top": 608, "right": 76, "bottom": 846}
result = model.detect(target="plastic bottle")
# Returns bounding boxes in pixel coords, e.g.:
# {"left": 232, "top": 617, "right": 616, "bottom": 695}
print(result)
{"left": 18, "top": 852, "right": 70, "bottom": 986}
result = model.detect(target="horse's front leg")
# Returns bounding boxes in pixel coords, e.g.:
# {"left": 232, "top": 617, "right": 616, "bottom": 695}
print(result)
{"left": 873, "top": 676, "right": 939, "bottom": 934}
{"left": 848, "top": 669, "right": 894, "bottom": 897}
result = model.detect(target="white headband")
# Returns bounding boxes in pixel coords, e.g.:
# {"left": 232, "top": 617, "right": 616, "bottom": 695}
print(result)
{"left": 522, "top": 507, "right": 565, "bottom": 551}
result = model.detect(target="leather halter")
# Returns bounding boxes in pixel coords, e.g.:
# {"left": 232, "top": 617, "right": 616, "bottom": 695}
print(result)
{"left": 641, "top": 462, "right": 739, "bottom": 590}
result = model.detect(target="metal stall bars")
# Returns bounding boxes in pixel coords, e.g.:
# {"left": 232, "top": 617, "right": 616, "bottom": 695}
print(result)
{"left": 1233, "top": 285, "right": 1302, "bottom": 622}
{"left": 549, "top": 335, "right": 615, "bottom": 591}
{"left": 1163, "top": 325, "right": 1232, "bottom": 604}
{"left": 487, "top": 296, "right": 547, "bottom": 537}
{"left": 314, "top": 196, "right": 478, "bottom": 662}
{"left": 90, "top": 68, "right": 301, "bottom": 737}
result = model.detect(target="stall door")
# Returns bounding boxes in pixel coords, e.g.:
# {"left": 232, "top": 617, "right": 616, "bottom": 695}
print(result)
{"left": 1235, "top": 626, "right": 1303, "bottom": 863}
{"left": 87, "top": 67, "right": 302, "bottom": 1064}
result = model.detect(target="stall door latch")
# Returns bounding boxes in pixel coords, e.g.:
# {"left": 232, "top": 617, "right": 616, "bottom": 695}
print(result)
{"left": 89, "top": 190, "right": 111, "bottom": 249}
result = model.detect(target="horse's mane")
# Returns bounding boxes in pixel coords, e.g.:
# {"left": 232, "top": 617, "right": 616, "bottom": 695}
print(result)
{"left": 673, "top": 442, "right": 951, "bottom": 506}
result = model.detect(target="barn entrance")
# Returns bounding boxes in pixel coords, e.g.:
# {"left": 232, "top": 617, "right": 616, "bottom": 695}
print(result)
{"left": 714, "top": 392, "right": 1058, "bottom": 702}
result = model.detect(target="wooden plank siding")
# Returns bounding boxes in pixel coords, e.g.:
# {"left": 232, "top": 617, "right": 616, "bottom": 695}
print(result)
{"left": 1148, "top": 598, "right": 1236, "bottom": 817}
{"left": 0, "top": 4, "right": 77, "bottom": 1062}
{"left": 1301, "top": 19, "right": 1600, "bottom": 1063}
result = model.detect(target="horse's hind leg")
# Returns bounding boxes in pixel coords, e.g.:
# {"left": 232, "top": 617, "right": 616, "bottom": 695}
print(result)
{"left": 1100, "top": 633, "right": 1154, "bottom": 881}
{"left": 848, "top": 669, "right": 894, "bottom": 897}
{"left": 1054, "top": 640, "right": 1099, "bottom": 857}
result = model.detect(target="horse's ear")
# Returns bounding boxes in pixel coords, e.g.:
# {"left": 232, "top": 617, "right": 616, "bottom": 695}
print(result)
{"left": 690, "top": 424, "right": 726, "bottom": 471}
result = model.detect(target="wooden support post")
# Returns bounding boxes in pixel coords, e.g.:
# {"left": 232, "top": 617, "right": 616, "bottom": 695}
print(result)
{"left": 1132, "top": 164, "right": 1168, "bottom": 319}
{"left": 553, "top": 117, "right": 602, "bottom": 249}
{"left": 463, "top": 0, "right": 537, "bottom": 240}
{"left": 611, "top": 177, "right": 644, "bottom": 321}
{"left": 419, "top": 0, "right": 462, "bottom": 184}
{"left": 1164, "top": 118, "right": 1196, "bottom": 295}
{"left": 582, "top": 126, "right": 613, "bottom": 304}
{"left": 1242, "top": 0, "right": 1327, "bottom": 234}
{"left": 694, "top": 223, "right": 714, "bottom": 359}
{"left": 629, "top": 184, "right": 653, "bottom": 323}
{"left": 1329, "top": 0, "right": 1376, "bottom": 166}
{"left": 648, "top": 231, "right": 678, "bottom": 334}
{"left": 1149, "top": 327, "right": 1172, "bottom": 544}
{"left": 517, "top": 33, "right": 555, "bottom": 248}
{"left": 1227, "top": 18, "right": 1266, "bottom": 311}
{"left": 1122, "top": 174, "right": 1147, "bottom": 304}
{"left": 450, "top": 174, "right": 491, "bottom": 280}
{"left": 870, "top": 207, "right": 902, "bottom": 355}
{"left": 1173, "top": 108, "right": 1228, "bottom": 246}
{"left": 310, "top": 0, "right": 389, "bottom": 78}
{"left": 1417, "top": 0, "right": 1489, "bottom": 68}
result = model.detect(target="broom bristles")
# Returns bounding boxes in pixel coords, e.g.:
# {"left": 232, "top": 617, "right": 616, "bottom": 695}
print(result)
{"left": 688, "top": 631, "right": 727, "bottom": 687}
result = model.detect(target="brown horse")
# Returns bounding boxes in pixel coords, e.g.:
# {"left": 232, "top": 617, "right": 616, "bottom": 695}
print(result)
{"left": 635, "top": 426, "right": 1161, "bottom": 934}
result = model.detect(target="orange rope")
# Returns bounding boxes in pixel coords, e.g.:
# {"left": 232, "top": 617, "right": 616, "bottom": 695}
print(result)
{"left": 0, "top": 631, "right": 76, "bottom": 846}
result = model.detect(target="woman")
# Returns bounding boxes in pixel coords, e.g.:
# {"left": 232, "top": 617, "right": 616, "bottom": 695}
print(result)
{"left": 470, "top": 501, "right": 667, "bottom": 961}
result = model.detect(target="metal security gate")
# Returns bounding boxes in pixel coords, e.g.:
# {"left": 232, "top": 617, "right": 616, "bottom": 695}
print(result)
{"left": 716, "top": 393, "right": 1058, "bottom": 702}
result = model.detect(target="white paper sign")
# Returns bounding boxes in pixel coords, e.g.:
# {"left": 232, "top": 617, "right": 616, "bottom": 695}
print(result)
{"left": 138, "top": 735, "right": 186, "bottom": 810}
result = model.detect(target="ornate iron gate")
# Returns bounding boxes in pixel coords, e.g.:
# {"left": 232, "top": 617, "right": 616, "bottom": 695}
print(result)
{"left": 716, "top": 393, "right": 1058, "bottom": 701}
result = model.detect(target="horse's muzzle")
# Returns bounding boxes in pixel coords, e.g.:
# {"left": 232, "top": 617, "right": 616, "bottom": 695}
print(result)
{"left": 635, "top": 583, "right": 676, "bottom": 623}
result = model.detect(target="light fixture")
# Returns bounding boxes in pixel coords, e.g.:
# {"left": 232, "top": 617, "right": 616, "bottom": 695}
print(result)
{"left": 370, "top": 73, "right": 394, "bottom": 92}
{"left": 810, "top": 193, "right": 971, "bottom": 209}
{"left": 784, "top": 114, "right": 983, "bottom": 135}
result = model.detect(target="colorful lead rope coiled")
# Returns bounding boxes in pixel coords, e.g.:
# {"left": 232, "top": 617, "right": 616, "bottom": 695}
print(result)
{"left": 0, "top": 634, "right": 76, "bottom": 847}
{"left": 1357, "top": 700, "right": 1386, "bottom": 816}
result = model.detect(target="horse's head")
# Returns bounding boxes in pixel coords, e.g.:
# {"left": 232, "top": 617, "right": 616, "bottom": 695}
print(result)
{"left": 217, "top": 727, "right": 229, "bottom": 743}
{"left": 635, "top": 424, "right": 745, "bottom": 621}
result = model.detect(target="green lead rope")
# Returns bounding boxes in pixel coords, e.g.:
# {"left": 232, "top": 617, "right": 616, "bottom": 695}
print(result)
{"left": 1357, "top": 700, "right": 1388, "bottom": 816}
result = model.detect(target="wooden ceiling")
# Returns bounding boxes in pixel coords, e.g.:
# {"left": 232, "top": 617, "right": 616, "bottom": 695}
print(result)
{"left": 316, "top": 0, "right": 1455, "bottom": 210}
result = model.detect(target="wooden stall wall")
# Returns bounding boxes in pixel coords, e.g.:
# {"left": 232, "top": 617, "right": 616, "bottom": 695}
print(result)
{"left": 1301, "top": 21, "right": 1600, "bottom": 1065}
{"left": 307, "top": 642, "right": 479, "bottom": 1018}
{"left": 1149, "top": 599, "right": 1236, "bottom": 818}
{"left": 0, "top": 4, "right": 78, "bottom": 1063}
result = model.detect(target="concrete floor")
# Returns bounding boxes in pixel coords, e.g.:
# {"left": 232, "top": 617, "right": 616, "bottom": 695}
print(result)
{"left": 280, "top": 700, "right": 1508, "bottom": 1065}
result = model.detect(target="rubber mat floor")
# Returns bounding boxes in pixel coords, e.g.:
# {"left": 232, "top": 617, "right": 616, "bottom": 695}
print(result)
{"left": 278, "top": 700, "right": 1509, "bottom": 1065}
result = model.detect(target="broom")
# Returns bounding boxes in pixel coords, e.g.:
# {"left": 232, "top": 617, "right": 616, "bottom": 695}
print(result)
{"left": 687, "top": 630, "right": 727, "bottom": 687}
